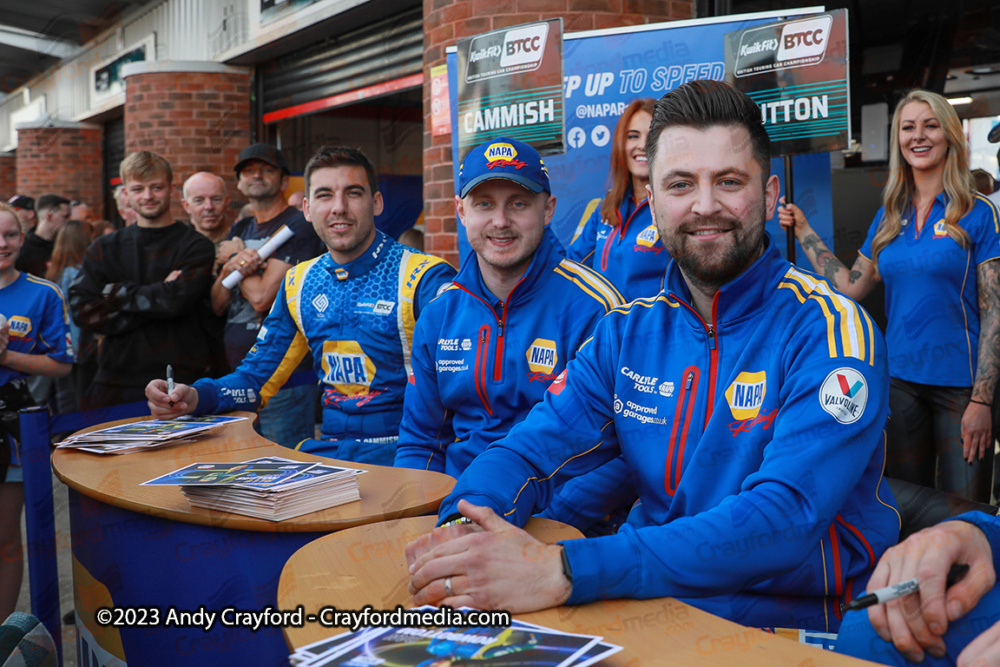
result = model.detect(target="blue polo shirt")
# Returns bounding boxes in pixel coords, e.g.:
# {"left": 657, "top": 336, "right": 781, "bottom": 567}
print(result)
{"left": 859, "top": 193, "right": 1000, "bottom": 386}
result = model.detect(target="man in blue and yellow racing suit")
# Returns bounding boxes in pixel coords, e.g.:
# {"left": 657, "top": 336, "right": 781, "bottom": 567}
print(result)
{"left": 146, "top": 146, "right": 455, "bottom": 464}
{"left": 404, "top": 81, "right": 900, "bottom": 631}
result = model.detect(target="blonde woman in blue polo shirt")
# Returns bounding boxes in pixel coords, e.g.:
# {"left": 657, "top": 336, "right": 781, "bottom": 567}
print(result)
{"left": 779, "top": 89, "right": 1000, "bottom": 504}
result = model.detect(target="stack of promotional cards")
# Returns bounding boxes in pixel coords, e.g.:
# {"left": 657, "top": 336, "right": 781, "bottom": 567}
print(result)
{"left": 289, "top": 607, "right": 622, "bottom": 667}
{"left": 141, "top": 456, "right": 364, "bottom": 521}
{"left": 55, "top": 415, "right": 248, "bottom": 454}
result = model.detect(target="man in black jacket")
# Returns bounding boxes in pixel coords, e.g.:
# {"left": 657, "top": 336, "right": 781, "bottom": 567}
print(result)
{"left": 70, "top": 151, "right": 215, "bottom": 408}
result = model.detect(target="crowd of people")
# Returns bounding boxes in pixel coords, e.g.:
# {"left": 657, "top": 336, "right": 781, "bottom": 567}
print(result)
{"left": 4, "top": 79, "right": 1000, "bottom": 664}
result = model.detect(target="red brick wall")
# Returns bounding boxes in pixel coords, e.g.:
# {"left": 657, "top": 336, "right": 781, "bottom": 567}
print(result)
{"left": 124, "top": 70, "right": 251, "bottom": 223}
{"left": 0, "top": 155, "right": 15, "bottom": 200}
{"left": 16, "top": 125, "right": 104, "bottom": 218}
{"left": 422, "top": 0, "right": 694, "bottom": 266}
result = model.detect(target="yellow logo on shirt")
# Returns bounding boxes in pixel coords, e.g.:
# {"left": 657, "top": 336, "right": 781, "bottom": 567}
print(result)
{"left": 8, "top": 316, "right": 31, "bottom": 338}
{"left": 933, "top": 220, "right": 948, "bottom": 239}
{"left": 725, "top": 371, "right": 767, "bottom": 420}
{"left": 636, "top": 224, "right": 660, "bottom": 247}
{"left": 321, "top": 340, "right": 377, "bottom": 395}
{"left": 526, "top": 338, "right": 558, "bottom": 374}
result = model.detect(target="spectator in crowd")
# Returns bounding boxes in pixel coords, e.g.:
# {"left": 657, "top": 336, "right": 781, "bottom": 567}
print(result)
{"left": 146, "top": 145, "right": 456, "bottom": 464}
{"left": 404, "top": 80, "right": 897, "bottom": 631}
{"left": 779, "top": 90, "right": 1000, "bottom": 504}
{"left": 206, "top": 144, "right": 324, "bottom": 448}
{"left": 183, "top": 172, "right": 232, "bottom": 253}
{"left": 238, "top": 203, "right": 253, "bottom": 220}
{"left": 567, "top": 98, "right": 667, "bottom": 301}
{"left": 287, "top": 190, "right": 305, "bottom": 210}
{"left": 0, "top": 202, "right": 73, "bottom": 622}
{"left": 45, "top": 220, "right": 92, "bottom": 414}
{"left": 70, "top": 200, "right": 93, "bottom": 223}
{"left": 6, "top": 196, "right": 35, "bottom": 233}
{"left": 69, "top": 151, "right": 215, "bottom": 409}
{"left": 114, "top": 185, "right": 138, "bottom": 227}
{"left": 15, "top": 194, "right": 69, "bottom": 278}
{"left": 395, "top": 137, "right": 630, "bottom": 535}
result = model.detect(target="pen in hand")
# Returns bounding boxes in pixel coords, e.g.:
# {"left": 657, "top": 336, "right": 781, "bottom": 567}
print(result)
{"left": 841, "top": 563, "right": 970, "bottom": 613}
{"left": 166, "top": 364, "right": 174, "bottom": 408}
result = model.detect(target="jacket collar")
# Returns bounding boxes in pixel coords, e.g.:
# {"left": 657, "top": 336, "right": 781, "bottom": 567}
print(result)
{"left": 321, "top": 229, "right": 393, "bottom": 280}
{"left": 665, "top": 232, "right": 788, "bottom": 326}
{"left": 455, "top": 226, "right": 564, "bottom": 306}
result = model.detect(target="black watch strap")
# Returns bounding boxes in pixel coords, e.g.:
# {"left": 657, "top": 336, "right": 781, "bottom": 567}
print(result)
{"left": 559, "top": 544, "right": 573, "bottom": 585}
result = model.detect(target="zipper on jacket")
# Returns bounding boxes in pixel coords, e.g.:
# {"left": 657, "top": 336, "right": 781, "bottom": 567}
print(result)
{"left": 600, "top": 198, "right": 649, "bottom": 271}
{"left": 675, "top": 294, "right": 721, "bottom": 423}
{"left": 474, "top": 324, "right": 493, "bottom": 415}
{"left": 665, "top": 365, "right": 700, "bottom": 496}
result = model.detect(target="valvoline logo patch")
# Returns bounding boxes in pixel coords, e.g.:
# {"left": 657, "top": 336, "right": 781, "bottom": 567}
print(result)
{"left": 725, "top": 371, "right": 766, "bottom": 420}
{"left": 819, "top": 367, "right": 868, "bottom": 424}
{"left": 485, "top": 142, "right": 527, "bottom": 170}
{"left": 548, "top": 368, "right": 567, "bottom": 395}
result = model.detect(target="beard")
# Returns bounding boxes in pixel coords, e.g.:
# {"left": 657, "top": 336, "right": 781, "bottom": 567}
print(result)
{"left": 660, "top": 199, "right": 766, "bottom": 294}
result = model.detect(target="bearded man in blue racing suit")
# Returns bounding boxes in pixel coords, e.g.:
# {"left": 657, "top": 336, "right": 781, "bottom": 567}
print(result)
{"left": 146, "top": 146, "right": 455, "bottom": 464}
{"left": 403, "top": 80, "right": 900, "bottom": 632}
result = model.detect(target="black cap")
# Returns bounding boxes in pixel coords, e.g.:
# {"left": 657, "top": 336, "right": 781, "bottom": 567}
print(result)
{"left": 235, "top": 143, "right": 290, "bottom": 176}
{"left": 8, "top": 195, "right": 33, "bottom": 210}
{"left": 989, "top": 124, "right": 1000, "bottom": 144}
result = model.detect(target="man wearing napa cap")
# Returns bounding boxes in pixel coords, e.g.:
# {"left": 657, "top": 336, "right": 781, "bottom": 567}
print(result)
{"left": 395, "top": 137, "right": 632, "bottom": 535}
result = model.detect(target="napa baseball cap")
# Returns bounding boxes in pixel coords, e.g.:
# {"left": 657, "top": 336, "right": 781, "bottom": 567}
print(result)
{"left": 235, "top": 143, "right": 290, "bottom": 176}
{"left": 989, "top": 124, "right": 1000, "bottom": 144}
{"left": 7, "top": 195, "right": 33, "bottom": 210}
{"left": 458, "top": 137, "right": 550, "bottom": 198}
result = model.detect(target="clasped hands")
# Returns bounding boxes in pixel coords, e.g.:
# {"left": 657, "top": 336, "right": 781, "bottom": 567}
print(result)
{"left": 405, "top": 499, "right": 572, "bottom": 613}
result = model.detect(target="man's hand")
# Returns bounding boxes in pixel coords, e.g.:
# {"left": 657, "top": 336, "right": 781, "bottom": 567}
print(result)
{"left": 218, "top": 238, "right": 244, "bottom": 262}
{"left": 406, "top": 500, "right": 572, "bottom": 613}
{"left": 962, "top": 401, "right": 992, "bottom": 463}
{"left": 164, "top": 269, "right": 182, "bottom": 283}
{"left": 145, "top": 379, "right": 198, "bottom": 419}
{"left": 0, "top": 320, "right": 9, "bottom": 362}
{"left": 222, "top": 248, "right": 266, "bottom": 280}
{"left": 867, "top": 521, "right": 995, "bottom": 663}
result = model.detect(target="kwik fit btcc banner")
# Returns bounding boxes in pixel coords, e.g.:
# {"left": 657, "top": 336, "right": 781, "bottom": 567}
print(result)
{"left": 725, "top": 10, "right": 850, "bottom": 155}
{"left": 447, "top": 9, "right": 835, "bottom": 263}
{"left": 456, "top": 18, "right": 565, "bottom": 156}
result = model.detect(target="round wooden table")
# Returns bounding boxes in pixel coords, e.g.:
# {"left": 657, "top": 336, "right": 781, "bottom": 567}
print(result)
{"left": 52, "top": 413, "right": 454, "bottom": 667}
{"left": 280, "top": 516, "right": 876, "bottom": 666}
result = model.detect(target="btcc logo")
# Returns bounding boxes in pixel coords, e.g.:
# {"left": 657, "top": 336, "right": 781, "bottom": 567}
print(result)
{"left": 526, "top": 338, "right": 558, "bottom": 374}
{"left": 499, "top": 23, "right": 548, "bottom": 69}
{"left": 725, "top": 371, "right": 767, "bottom": 420}
{"left": 777, "top": 15, "right": 832, "bottom": 62}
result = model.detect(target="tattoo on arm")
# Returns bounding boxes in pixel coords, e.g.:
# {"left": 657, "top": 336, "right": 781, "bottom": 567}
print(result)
{"left": 801, "top": 233, "right": 847, "bottom": 288}
{"left": 973, "top": 260, "right": 1000, "bottom": 404}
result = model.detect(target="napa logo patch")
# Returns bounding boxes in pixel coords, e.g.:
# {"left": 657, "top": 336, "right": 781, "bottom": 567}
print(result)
{"left": 526, "top": 338, "right": 557, "bottom": 374}
{"left": 635, "top": 224, "right": 660, "bottom": 248}
{"left": 484, "top": 142, "right": 527, "bottom": 170}
{"left": 725, "top": 371, "right": 767, "bottom": 420}
{"left": 334, "top": 268, "right": 349, "bottom": 280}
{"left": 321, "top": 340, "right": 377, "bottom": 396}
{"left": 8, "top": 316, "right": 30, "bottom": 338}
{"left": 932, "top": 220, "right": 948, "bottom": 239}
{"left": 819, "top": 367, "right": 868, "bottom": 424}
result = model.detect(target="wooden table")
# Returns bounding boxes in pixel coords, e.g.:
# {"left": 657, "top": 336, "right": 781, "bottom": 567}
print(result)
{"left": 280, "top": 516, "right": 875, "bottom": 666}
{"left": 52, "top": 414, "right": 454, "bottom": 667}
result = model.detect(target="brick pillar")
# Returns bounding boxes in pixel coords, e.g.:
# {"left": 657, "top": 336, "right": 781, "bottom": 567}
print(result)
{"left": 422, "top": 0, "right": 693, "bottom": 266}
{"left": 122, "top": 61, "right": 251, "bottom": 223}
{"left": 16, "top": 122, "right": 104, "bottom": 218}
{"left": 0, "top": 154, "right": 15, "bottom": 199}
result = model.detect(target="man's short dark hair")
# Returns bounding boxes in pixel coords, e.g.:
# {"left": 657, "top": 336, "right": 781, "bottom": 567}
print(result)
{"left": 304, "top": 146, "right": 378, "bottom": 196}
{"left": 646, "top": 80, "right": 771, "bottom": 182}
{"left": 35, "top": 193, "right": 70, "bottom": 216}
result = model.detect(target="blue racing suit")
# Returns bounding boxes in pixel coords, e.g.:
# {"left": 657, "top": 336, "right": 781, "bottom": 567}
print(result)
{"left": 567, "top": 188, "right": 667, "bottom": 301}
{"left": 395, "top": 231, "right": 632, "bottom": 533}
{"left": 439, "top": 235, "right": 900, "bottom": 631}
{"left": 191, "top": 231, "right": 456, "bottom": 464}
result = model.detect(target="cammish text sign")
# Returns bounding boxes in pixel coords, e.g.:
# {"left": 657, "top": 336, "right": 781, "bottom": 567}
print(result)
{"left": 725, "top": 10, "right": 850, "bottom": 156}
{"left": 457, "top": 19, "right": 564, "bottom": 156}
